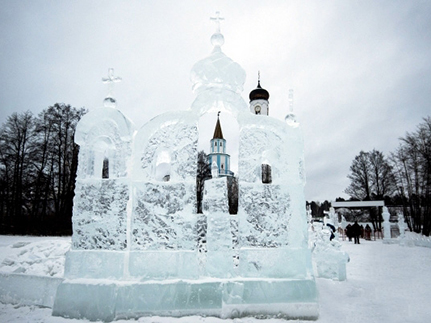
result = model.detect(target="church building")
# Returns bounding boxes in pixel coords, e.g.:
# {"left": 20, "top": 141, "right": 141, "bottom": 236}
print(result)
{"left": 249, "top": 74, "right": 270, "bottom": 115}
{"left": 208, "top": 112, "right": 234, "bottom": 177}
{"left": 207, "top": 76, "right": 271, "bottom": 179}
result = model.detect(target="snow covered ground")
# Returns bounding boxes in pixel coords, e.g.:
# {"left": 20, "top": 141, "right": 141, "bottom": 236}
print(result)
{"left": 1, "top": 235, "right": 430, "bottom": 322}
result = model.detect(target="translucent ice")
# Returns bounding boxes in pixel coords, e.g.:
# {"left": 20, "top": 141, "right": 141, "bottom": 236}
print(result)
{"left": 54, "top": 15, "right": 319, "bottom": 321}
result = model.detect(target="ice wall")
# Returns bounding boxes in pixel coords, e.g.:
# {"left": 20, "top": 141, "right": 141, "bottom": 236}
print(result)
{"left": 72, "top": 106, "right": 135, "bottom": 251}
{"left": 203, "top": 177, "right": 233, "bottom": 278}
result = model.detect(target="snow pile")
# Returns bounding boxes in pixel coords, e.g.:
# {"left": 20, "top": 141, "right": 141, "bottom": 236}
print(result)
{"left": 403, "top": 231, "right": 431, "bottom": 248}
{"left": 0, "top": 236, "right": 70, "bottom": 277}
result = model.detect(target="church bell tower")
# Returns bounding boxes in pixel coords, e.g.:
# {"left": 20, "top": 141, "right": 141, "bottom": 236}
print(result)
{"left": 208, "top": 112, "right": 233, "bottom": 177}
{"left": 249, "top": 72, "right": 270, "bottom": 116}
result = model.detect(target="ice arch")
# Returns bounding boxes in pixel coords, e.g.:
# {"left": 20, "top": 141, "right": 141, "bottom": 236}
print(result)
{"left": 75, "top": 107, "right": 135, "bottom": 179}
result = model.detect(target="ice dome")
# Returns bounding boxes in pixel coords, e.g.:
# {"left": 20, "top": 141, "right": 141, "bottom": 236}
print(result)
{"left": 75, "top": 106, "right": 135, "bottom": 145}
{"left": 190, "top": 35, "right": 246, "bottom": 95}
{"left": 190, "top": 27, "right": 248, "bottom": 117}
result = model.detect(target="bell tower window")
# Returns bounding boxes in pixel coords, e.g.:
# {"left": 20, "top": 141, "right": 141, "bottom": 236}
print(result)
{"left": 255, "top": 105, "right": 261, "bottom": 115}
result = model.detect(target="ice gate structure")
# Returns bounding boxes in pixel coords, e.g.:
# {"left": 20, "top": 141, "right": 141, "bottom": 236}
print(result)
{"left": 53, "top": 18, "right": 318, "bottom": 321}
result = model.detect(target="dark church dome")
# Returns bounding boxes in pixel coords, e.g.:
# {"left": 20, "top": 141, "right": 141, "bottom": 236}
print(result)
{"left": 249, "top": 80, "right": 269, "bottom": 101}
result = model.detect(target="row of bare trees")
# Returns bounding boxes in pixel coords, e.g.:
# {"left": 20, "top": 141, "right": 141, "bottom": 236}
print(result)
{"left": 0, "top": 104, "right": 86, "bottom": 235}
{"left": 345, "top": 117, "right": 431, "bottom": 236}
{"left": 391, "top": 117, "right": 431, "bottom": 235}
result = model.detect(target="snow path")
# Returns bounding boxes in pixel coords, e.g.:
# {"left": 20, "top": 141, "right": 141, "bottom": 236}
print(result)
{"left": 1, "top": 236, "right": 431, "bottom": 322}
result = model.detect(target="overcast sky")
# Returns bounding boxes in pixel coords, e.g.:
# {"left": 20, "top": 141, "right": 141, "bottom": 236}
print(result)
{"left": 1, "top": 0, "right": 430, "bottom": 202}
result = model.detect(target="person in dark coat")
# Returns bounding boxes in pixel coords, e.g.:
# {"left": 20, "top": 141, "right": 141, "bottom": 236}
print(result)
{"left": 346, "top": 224, "right": 352, "bottom": 241}
{"left": 351, "top": 221, "right": 361, "bottom": 244}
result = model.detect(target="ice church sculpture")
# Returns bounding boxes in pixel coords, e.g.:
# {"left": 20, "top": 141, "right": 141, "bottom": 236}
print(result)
{"left": 53, "top": 13, "right": 318, "bottom": 321}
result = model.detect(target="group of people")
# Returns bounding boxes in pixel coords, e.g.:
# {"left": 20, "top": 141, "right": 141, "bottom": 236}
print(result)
{"left": 346, "top": 221, "right": 362, "bottom": 244}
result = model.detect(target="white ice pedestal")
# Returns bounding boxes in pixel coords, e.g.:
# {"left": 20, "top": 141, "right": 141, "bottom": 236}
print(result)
{"left": 52, "top": 249, "right": 318, "bottom": 321}
{"left": 53, "top": 277, "right": 318, "bottom": 321}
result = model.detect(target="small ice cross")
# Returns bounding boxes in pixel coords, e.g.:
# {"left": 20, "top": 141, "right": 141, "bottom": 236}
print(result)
{"left": 210, "top": 11, "right": 224, "bottom": 33}
{"left": 288, "top": 89, "right": 294, "bottom": 112}
{"left": 102, "top": 68, "right": 122, "bottom": 97}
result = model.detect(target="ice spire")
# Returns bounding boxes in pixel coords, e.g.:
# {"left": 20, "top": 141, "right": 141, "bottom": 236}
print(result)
{"left": 102, "top": 68, "right": 122, "bottom": 108}
{"left": 288, "top": 89, "right": 294, "bottom": 112}
{"left": 285, "top": 89, "right": 297, "bottom": 124}
{"left": 210, "top": 11, "right": 225, "bottom": 49}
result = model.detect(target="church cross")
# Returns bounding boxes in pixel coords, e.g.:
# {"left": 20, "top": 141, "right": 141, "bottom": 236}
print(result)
{"left": 102, "top": 68, "right": 122, "bottom": 97}
{"left": 210, "top": 11, "right": 224, "bottom": 33}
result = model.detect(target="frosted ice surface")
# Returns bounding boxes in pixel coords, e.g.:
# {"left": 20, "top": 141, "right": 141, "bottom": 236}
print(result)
{"left": 203, "top": 178, "right": 233, "bottom": 277}
{"left": 190, "top": 47, "right": 246, "bottom": 95}
{"left": 237, "top": 113, "right": 305, "bottom": 185}
{"left": 75, "top": 107, "right": 135, "bottom": 179}
{"left": 132, "top": 182, "right": 196, "bottom": 251}
{"left": 132, "top": 111, "right": 198, "bottom": 181}
{"left": 238, "top": 184, "right": 290, "bottom": 248}
{"left": 72, "top": 179, "right": 129, "bottom": 250}
{"left": 189, "top": 25, "right": 248, "bottom": 117}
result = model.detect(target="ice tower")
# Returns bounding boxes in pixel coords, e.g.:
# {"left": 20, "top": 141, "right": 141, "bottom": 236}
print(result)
{"left": 52, "top": 13, "right": 318, "bottom": 321}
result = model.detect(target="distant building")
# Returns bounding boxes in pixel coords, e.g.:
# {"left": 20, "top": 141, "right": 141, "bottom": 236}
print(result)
{"left": 208, "top": 112, "right": 234, "bottom": 177}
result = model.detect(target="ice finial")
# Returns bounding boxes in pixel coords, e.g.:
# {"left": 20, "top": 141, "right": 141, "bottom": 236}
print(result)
{"left": 102, "top": 68, "right": 122, "bottom": 108}
{"left": 288, "top": 89, "right": 294, "bottom": 112}
{"left": 210, "top": 11, "right": 225, "bottom": 48}
{"left": 285, "top": 89, "right": 297, "bottom": 124}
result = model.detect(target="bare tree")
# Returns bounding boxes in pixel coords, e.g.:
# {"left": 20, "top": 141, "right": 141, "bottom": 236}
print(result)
{"left": 391, "top": 117, "right": 431, "bottom": 235}
{"left": 345, "top": 151, "right": 372, "bottom": 200}
{"left": 0, "top": 105, "right": 85, "bottom": 235}
{"left": 0, "top": 111, "right": 36, "bottom": 233}
{"left": 345, "top": 150, "right": 395, "bottom": 231}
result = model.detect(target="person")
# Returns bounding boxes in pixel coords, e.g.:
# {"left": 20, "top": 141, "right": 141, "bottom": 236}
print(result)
{"left": 326, "top": 223, "right": 336, "bottom": 241}
{"left": 364, "top": 224, "right": 372, "bottom": 240}
{"left": 351, "top": 221, "right": 361, "bottom": 244}
{"left": 346, "top": 224, "right": 352, "bottom": 241}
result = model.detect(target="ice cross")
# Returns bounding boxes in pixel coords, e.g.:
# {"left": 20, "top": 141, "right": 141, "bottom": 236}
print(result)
{"left": 288, "top": 89, "right": 294, "bottom": 112}
{"left": 210, "top": 11, "right": 224, "bottom": 33}
{"left": 102, "top": 68, "right": 122, "bottom": 97}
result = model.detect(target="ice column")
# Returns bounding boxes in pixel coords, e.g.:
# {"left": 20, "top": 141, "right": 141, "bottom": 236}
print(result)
{"left": 203, "top": 177, "right": 233, "bottom": 277}
{"left": 382, "top": 206, "right": 392, "bottom": 242}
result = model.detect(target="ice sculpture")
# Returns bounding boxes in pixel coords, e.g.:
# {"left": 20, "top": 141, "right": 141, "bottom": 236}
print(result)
{"left": 53, "top": 13, "right": 318, "bottom": 321}
{"left": 382, "top": 206, "right": 394, "bottom": 243}
{"left": 310, "top": 219, "right": 349, "bottom": 281}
